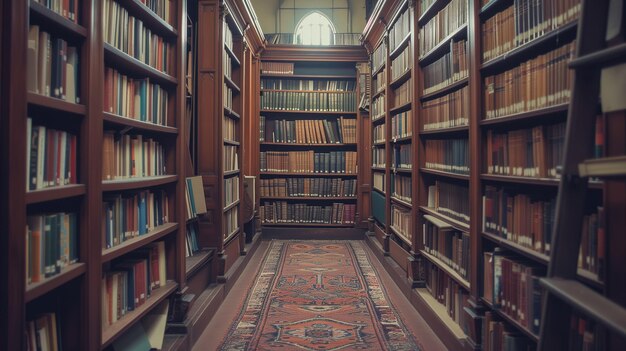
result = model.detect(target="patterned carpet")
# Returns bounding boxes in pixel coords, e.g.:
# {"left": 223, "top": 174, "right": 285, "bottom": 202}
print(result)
{"left": 219, "top": 240, "right": 422, "bottom": 351}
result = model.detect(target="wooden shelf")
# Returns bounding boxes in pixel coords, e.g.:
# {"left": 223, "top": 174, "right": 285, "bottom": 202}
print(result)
{"left": 223, "top": 199, "right": 240, "bottom": 212}
{"left": 372, "top": 88, "right": 386, "bottom": 99}
{"left": 25, "top": 263, "right": 86, "bottom": 303}
{"left": 262, "top": 222, "right": 354, "bottom": 228}
{"left": 569, "top": 42, "right": 626, "bottom": 69}
{"left": 261, "top": 74, "right": 357, "bottom": 79}
{"left": 420, "top": 77, "right": 469, "bottom": 101}
{"left": 479, "top": 0, "right": 507, "bottom": 18}
{"left": 481, "top": 297, "right": 539, "bottom": 342}
{"left": 418, "top": 0, "right": 449, "bottom": 26}
{"left": 481, "top": 173, "right": 564, "bottom": 187}
{"left": 390, "top": 68, "right": 412, "bottom": 88}
{"left": 262, "top": 89, "right": 355, "bottom": 94}
{"left": 102, "top": 175, "right": 178, "bottom": 192}
{"left": 391, "top": 196, "right": 412, "bottom": 208}
{"left": 224, "top": 228, "right": 241, "bottom": 243}
{"left": 390, "top": 100, "right": 412, "bottom": 114}
{"left": 224, "top": 170, "right": 241, "bottom": 177}
{"left": 391, "top": 135, "right": 413, "bottom": 143}
{"left": 186, "top": 249, "right": 215, "bottom": 278}
{"left": 579, "top": 156, "right": 626, "bottom": 178}
{"left": 372, "top": 63, "right": 386, "bottom": 76}
{"left": 415, "top": 288, "right": 467, "bottom": 339}
{"left": 372, "top": 166, "right": 386, "bottom": 171}
{"left": 224, "top": 139, "right": 241, "bottom": 146}
{"left": 224, "top": 107, "right": 241, "bottom": 119}
{"left": 260, "top": 142, "right": 357, "bottom": 147}
{"left": 101, "top": 281, "right": 178, "bottom": 348}
{"left": 419, "top": 24, "right": 468, "bottom": 65}
{"left": 121, "top": 0, "right": 178, "bottom": 38}
{"left": 104, "top": 43, "right": 177, "bottom": 87}
{"left": 420, "top": 125, "right": 469, "bottom": 136}
{"left": 419, "top": 206, "right": 469, "bottom": 232}
{"left": 389, "top": 226, "right": 411, "bottom": 246}
{"left": 101, "top": 223, "right": 179, "bottom": 263}
{"left": 420, "top": 250, "right": 470, "bottom": 290}
{"left": 27, "top": 92, "right": 86, "bottom": 116}
{"left": 371, "top": 114, "right": 386, "bottom": 124}
{"left": 103, "top": 112, "right": 178, "bottom": 134}
{"left": 260, "top": 196, "right": 357, "bottom": 201}
{"left": 260, "top": 172, "right": 357, "bottom": 177}
{"left": 480, "top": 103, "right": 569, "bottom": 126}
{"left": 260, "top": 109, "right": 357, "bottom": 115}
{"left": 224, "top": 75, "right": 241, "bottom": 93}
{"left": 421, "top": 168, "right": 470, "bottom": 181}
{"left": 29, "top": 1, "right": 88, "bottom": 39}
{"left": 224, "top": 44, "right": 241, "bottom": 66}
{"left": 26, "top": 184, "right": 86, "bottom": 204}
{"left": 482, "top": 231, "right": 550, "bottom": 265}
{"left": 392, "top": 167, "right": 413, "bottom": 174}
{"left": 373, "top": 141, "right": 386, "bottom": 146}
{"left": 389, "top": 32, "right": 412, "bottom": 59}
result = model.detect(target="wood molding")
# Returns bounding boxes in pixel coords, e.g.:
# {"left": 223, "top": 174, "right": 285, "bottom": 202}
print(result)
{"left": 261, "top": 44, "right": 368, "bottom": 62}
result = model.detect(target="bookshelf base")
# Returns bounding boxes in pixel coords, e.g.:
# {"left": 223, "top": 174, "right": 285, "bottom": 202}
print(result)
{"left": 217, "top": 231, "right": 263, "bottom": 293}
{"left": 162, "top": 333, "right": 190, "bottom": 351}
{"left": 261, "top": 226, "right": 365, "bottom": 240}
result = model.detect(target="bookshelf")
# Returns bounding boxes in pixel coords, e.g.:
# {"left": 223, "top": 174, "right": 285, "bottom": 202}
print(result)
{"left": 258, "top": 46, "right": 367, "bottom": 233}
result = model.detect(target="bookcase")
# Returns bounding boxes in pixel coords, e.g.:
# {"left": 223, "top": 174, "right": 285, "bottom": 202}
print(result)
{"left": 257, "top": 46, "right": 368, "bottom": 234}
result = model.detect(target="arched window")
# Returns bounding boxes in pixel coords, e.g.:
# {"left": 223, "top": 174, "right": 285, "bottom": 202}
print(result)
{"left": 294, "top": 12, "right": 335, "bottom": 45}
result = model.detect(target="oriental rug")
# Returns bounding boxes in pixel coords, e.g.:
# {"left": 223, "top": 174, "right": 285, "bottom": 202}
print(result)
{"left": 219, "top": 240, "right": 422, "bottom": 351}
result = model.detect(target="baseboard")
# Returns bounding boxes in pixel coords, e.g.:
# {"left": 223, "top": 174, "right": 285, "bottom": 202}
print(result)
{"left": 262, "top": 226, "right": 366, "bottom": 240}
{"left": 220, "top": 231, "right": 263, "bottom": 294}
{"left": 162, "top": 333, "right": 190, "bottom": 351}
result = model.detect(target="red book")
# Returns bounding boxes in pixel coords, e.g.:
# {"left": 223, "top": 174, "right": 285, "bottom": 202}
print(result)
{"left": 70, "top": 134, "right": 77, "bottom": 184}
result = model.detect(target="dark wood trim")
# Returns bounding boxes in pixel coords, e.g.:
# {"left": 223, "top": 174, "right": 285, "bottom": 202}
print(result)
{"left": 420, "top": 77, "right": 469, "bottom": 101}
{"left": 261, "top": 45, "right": 369, "bottom": 62}
{"left": 101, "top": 175, "right": 178, "bottom": 192}
{"left": 25, "top": 263, "right": 87, "bottom": 302}
{"left": 103, "top": 112, "right": 178, "bottom": 134}
{"left": 25, "top": 184, "right": 87, "bottom": 204}
{"left": 104, "top": 43, "right": 178, "bottom": 86}
{"left": 101, "top": 223, "right": 179, "bottom": 262}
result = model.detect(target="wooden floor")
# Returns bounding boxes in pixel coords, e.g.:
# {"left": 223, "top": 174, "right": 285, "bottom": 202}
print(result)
{"left": 191, "top": 238, "right": 448, "bottom": 351}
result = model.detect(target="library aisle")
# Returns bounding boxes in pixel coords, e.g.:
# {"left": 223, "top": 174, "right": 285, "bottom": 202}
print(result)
{"left": 193, "top": 239, "right": 447, "bottom": 351}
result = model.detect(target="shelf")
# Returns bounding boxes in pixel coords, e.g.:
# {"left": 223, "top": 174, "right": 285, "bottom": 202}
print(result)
{"left": 261, "top": 74, "right": 356, "bottom": 80}
{"left": 104, "top": 43, "right": 177, "bottom": 87}
{"left": 540, "top": 278, "right": 626, "bottom": 339}
{"left": 224, "top": 107, "right": 241, "bottom": 119}
{"left": 480, "top": 173, "right": 598, "bottom": 188}
{"left": 389, "top": 68, "right": 412, "bottom": 88}
{"left": 421, "top": 168, "right": 470, "bottom": 181}
{"left": 420, "top": 78, "right": 469, "bottom": 102}
{"left": 25, "top": 263, "right": 86, "bottom": 303}
{"left": 389, "top": 32, "right": 412, "bottom": 59}
{"left": 27, "top": 92, "right": 86, "bottom": 116}
{"left": 420, "top": 250, "right": 470, "bottom": 290}
{"left": 260, "top": 109, "right": 357, "bottom": 115}
{"left": 262, "top": 89, "right": 355, "bottom": 94}
{"left": 415, "top": 288, "right": 467, "bottom": 339}
{"left": 224, "top": 139, "right": 241, "bottom": 146}
{"left": 101, "top": 281, "right": 178, "bottom": 348}
{"left": 392, "top": 167, "right": 413, "bottom": 174}
{"left": 224, "top": 170, "right": 241, "bottom": 177}
{"left": 390, "top": 101, "right": 412, "bottom": 114}
{"left": 224, "top": 228, "right": 241, "bottom": 244}
{"left": 373, "top": 188, "right": 386, "bottom": 196}
{"left": 419, "top": 206, "right": 469, "bottom": 232}
{"left": 260, "top": 172, "right": 357, "bottom": 177}
{"left": 186, "top": 249, "right": 215, "bottom": 278}
{"left": 260, "top": 142, "right": 357, "bottom": 147}
{"left": 262, "top": 222, "right": 354, "bottom": 228}
{"left": 29, "top": 1, "right": 87, "bottom": 40}
{"left": 579, "top": 156, "right": 626, "bottom": 178}
{"left": 418, "top": 0, "right": 450, "bottom": 26}
{"left": 373, "top": 141, "right": 386, "bottom": 146}
{"left": 224, "top": 44, "right": 241, "bottom": 66}
{"left": 224, "top": 75, "right": 241, "bottom": 93}
{"left": 569, "top": 42, "right": 626, "bottom": 69}
{"left": 103, "top": 112, "right": 178, "bottom": 134}
{"left": 372, "top": 166, "right": 386, "bottom": 171}
{"left": 120, "top": 0, "right": 178, "bottom": 39}
{"left": 419, "top": 24, "right": 467, "bottom": 65}
{"left": 371, "top": 115, "right": 386, "bottom": 124}
{"left": 223, "top": 199, "right": 240, "bottom": 212}
{"left": 391, "top": 135, "right": 413, "bottom": 143}
{"left": 479, "top": 0, "right": 507, "bottom": 18}
{"left": 391, "top": 196, "right": 412, "bottom": 209}
{"left": 482, "top": 231, "right": 549, "bottom": 265}
{"left": 102, "top": 175, "right": 178, "bottom": 192}
{"left": 372, "top": 63, "right": 386, "bottom": 76}
{"left": 101, "top": 223, "right": 179, "bottom": 263}
{"left": 389, "top": 226, "right": 411, "bottom": 246}
{"left": 372, "top": 88, "right": 386, "bottom": 100}
{"left": 481, "top": 297, "right": 539, "bottom": 342}
{"left": 26, "top": 184, "right": 86, "bottom": 204}
{"left": 480, "top": 103, "right": 569, "bottom": 126}
{"left": 481, "top": 22, "right": 578, "bottom": 72}
{"left": 420, "top": 125, "right": 469, "bottom": 136}
{"left": 260, "top": 196, "right": 357, "bottom": 201}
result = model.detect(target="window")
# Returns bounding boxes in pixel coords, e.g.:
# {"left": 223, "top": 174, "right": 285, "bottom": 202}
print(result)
{"left": 294, "top": 12, "right": 335, "bottom": 45}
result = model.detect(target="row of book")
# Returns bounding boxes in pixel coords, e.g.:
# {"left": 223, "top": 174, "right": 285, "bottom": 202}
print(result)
{"left": 102, "top": 132, "right": 167, "bottom": 180}
{"left": 427, "top": 181, "right": 470, "bottom": 224}
{"left": 390, "top": 9, "right": 411, "bottom": 52}
{"left": 373, "top": 147, "right": 386, "bottom": 168}
{"left": 372, "top": 43, "right": 386, "bottom": 73}
{"left": 27, "top": 26, "right": 80, "bottom": 103}
{"left": 104, "top": 67, "right": 170, "bottom": 126}
{"left": 224, "top": 207, "right": 238, "bottom": 239}
{"left": 391, "top": 204, "right": 412, "bottom": 243}
{"left": 144, "top": 0, "right": 174, "bottom": 25}
{"left": 260, "top": 151, "right": 358, "bottom": 174}
{"left": 422, "top": 215, "right": 470, "bottom": 279}
{"left": 102, "top": 190, "right": 170, "bottom": 249}
{"left": 259, "top": 117, "right": 357, "bottom": 144}
{"left": 224, "top": 176, "right": 239, "bottom": 207}
{"left": 392, "top": 174, "right": 412, "bottom": 203}
{"left": 185, "top": 176, "right": 207, "bottom": 220}
{"left": 223, "top": 115, "right": 238, "bottom": 141}
{"left": 372, "top": 95, "right": 386, "bottom": 120}
{"left": 33, "top": 0, "right": 79, "bottom": 23}
{"left": 373, "top": 70, "right": 386, "bottom": 94}
{"left": 26, "top": 119, "right": 78, "bottom": 191}
{"left": 223, "top": 145, "right": 239, "bottom": 172}
{"left": 261, "top": 62, "right": 294, "bottom": 75}
{"left": 424, "top": 138, "right": 470, "bottom": 175}
{"left": 391, "top": 110, "right": 413, "bottom": 139}
{"left": 578, "top": 208, "right": 605, "bottom": 280}
{"left": 393, "top": 144, "right": 412, "bottom": 169}
{"left": 423, "top": 262, "right": 470, "bottom": 327}
{"left": 422, "top": 40, "right": 468, "bottom": 94}
{"left": 373, "top": 124, "right": 386, "bottom": 144}
{"left": 391, "top": 46, "right": 412, "bottom": 80}
{"left": 26, "top": 311, "right": 63, "bottom": 351}
{"left": 484, "top": 41, "right": 575, "bottom": 120}
{"left": 260, "top": 91, "right": 357, "bottom": 112}
{"left": 260, "top": 202, "right": 356, "bottom": 225}
{"left": 224, "top": 85, "right": 233, "bottom": 110}
{"left": 482, "top": 0, "right": 581, "bottom": 62}
{"left": 483, "top": 185, "right": 555, "bottom": 255}
{"left": 418, "top": 0, "right": 467, "bottom": 57}
{"left": 102, "top": 241, "right": 167, "bottom": 327}
{"left": 485, "top": 123, "right": 565, "bottom": 178}
{"left": 259, "top": 178, "right": 357, "bottom": 198}
{"left": 373, "top": 172, "right": 385, "bottom": 193}
{"left": 26, "top": 212, "right": 78, "bottom": 284}
{"left": 261, "top": 79, "right": 356, "bottom": 91}
{"left": 482, "top": 311, "right": 534, "bottom": 351}
{"left": 393, "top": 79, "right": 412, "bottom": 107}
{"left": 224, "top": 19, "right": 233, "bottom": 52}
{"left": 185, "top": 223, "right": 200, "bottom": 258}
{"left": 419, "top": 0, "right": 436, "bottom": 15}
{"left": 223, "top": 50, "right": 233, "bottom": 80}
{"left": 483, "top": 251, "right": 544, "bottom": 335}
{"left": 104, "top": 0, "right": 171, "bottom": 73}
{"left": 422, "top": 85, "right": 469, "bottom": 131}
